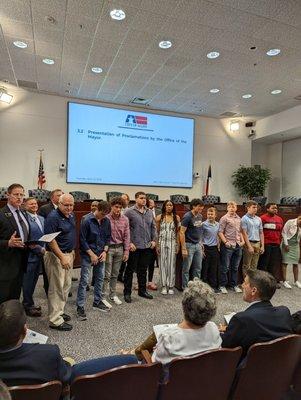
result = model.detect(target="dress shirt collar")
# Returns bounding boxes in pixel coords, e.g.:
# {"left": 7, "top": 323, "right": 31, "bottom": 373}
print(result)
{"left": 7, "top": 203, "right": 19, "bottom": 213}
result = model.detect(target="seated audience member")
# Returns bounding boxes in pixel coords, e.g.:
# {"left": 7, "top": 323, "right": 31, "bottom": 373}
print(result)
{"left": 38, "top": 188, "right": 62, "bottom": 218}
{"left": 132, "top": 279, "right": 221, "bottom": 364}
{"left": 221, "top": 270, "right": 293, "bottom": 359}
{"left": 0, "top": 300, "right": 138, "bottom": 386}
{"left": 0, "top": 300, "right": 71, "bottom": 386}
{"left": 281, "top": 215, "right": 301, "bottom": 289}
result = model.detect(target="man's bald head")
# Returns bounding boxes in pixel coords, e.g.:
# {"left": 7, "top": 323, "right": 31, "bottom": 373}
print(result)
{"left": 58, "top": 193, "right": 74, "bottom": 217}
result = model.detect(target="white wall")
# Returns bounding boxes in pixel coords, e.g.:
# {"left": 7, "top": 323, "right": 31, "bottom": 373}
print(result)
{"left": 282, "top": 138, "right": 301, "bottom": 197}
{"left": 0, "top": 86, "right": 251, "bottom": 201}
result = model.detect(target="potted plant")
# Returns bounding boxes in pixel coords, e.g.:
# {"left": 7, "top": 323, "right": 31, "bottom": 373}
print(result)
{"left": 232, "top": 165, "right": 271, "bottom": 199}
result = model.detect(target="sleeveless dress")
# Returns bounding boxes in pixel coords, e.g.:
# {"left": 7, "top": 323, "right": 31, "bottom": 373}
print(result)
{"left": 281, "top": 231, "right": 300, "bottom": 264}
{"left": 158, "top": 219, "right": 177, "bottom": 288}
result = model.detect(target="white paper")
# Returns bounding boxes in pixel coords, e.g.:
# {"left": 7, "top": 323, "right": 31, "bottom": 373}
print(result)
{"left": 37, "top": 231, "right": 61, "bottom": 243}
{"left": 224, "top": 312, "right": 236, "bottom": 325}
{"left": 153, "top": 323, "right": 177, "bottom": 339}
{"left": 24, "top": 329, "right": 48, "bottom": 344}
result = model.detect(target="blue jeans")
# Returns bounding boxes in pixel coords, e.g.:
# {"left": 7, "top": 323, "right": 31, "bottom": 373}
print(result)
{"left": 22, "top": 259, "right": 41, "bottom": 309}
{"left": 76, "top": 255, "right": 105, "bottom": 307}
{"left": 220, "top": 244, "right": 242, "bottom": 287}
{"left": 182, "top": 242, "right": 202, "bottom": 288}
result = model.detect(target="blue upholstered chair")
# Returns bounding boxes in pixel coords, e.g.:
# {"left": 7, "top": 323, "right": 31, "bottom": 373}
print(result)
{"left": 280, "top": 196, "right": 299, "bottom": 206}
{"left": 0, "top": 187, "right": 7, "bottom": 200}
{"left": 146, "top": 193, "right": 159, "bottom": 201}
{"left": 202, "top": 195, "right": 220, "bottom": 204}
{"left": 28, "top": 189, "right": 51, "bottom": 202}
{"left": 69, "top": 191, "right": 90, "bottom": 202}
{"left": 106, "top": 191, "right": 123, "bottom": 202}
{"left": 170, "top": 194, "right": 189, "bottom": 204}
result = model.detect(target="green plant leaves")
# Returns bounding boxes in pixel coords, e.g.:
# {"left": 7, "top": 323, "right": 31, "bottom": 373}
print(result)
{"left": 232, "top": 165, "right": 271, "bottom": 198}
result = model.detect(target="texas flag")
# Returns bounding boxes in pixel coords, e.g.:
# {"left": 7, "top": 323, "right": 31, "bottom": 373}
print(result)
{"left": 135, "top": 116, "right": 147, "bottom": 125}
{"left": 205, "top": 164, "right": 212, "bottom": 195}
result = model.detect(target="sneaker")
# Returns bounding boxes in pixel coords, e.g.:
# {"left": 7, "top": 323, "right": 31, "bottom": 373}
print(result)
{"left": 101, "top": 299, "right": 112, "bottom": 309}
{"left": 220, "top": 286, "right": 228, "bottom": 294}
{"left": 294, "top": 281, "right": 301, "bottom": 289}
{"left": 161, "top": 287, "right": 168, "bottom": 295}
{"left": 283, "top": 281, "right": 292, "bottom": 289}
{"left": 110, "top": 295, "right": 122, "bottom": 305}
{"left": 234, "top": 286, "right": 242, "bottom": 293}
{"left": 93, "top": 301, "right": 110, "bottom": 312}
{"left": 168, "top": 288, "right": 174, "bottom": 295}
{"left": 77, "top": 306, "right": 87, "bottom": 321}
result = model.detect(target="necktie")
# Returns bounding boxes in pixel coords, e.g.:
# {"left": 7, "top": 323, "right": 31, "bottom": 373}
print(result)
{"left": 16, "top": 209, "right": 29, "bottom": 242}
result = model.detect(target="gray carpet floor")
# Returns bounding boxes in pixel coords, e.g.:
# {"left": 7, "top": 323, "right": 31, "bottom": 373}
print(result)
{"left": 27, "top": 268, "right": 301, "bottom": 363}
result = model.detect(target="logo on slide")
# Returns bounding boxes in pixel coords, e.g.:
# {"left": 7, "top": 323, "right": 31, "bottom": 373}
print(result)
{"left": 125, "top": 115, "right": 148, "bottom": 128}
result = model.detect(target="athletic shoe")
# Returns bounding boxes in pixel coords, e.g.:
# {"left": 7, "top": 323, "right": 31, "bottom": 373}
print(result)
{"left": 110, "top": 295, "right": 122, "bottom": 305}
{"left": 77, "top": 306, "right": 87, "bottom": 321}
{"left": 294, "top": 281, "right": 301, "bottom": 289}
{"left": 283, "top": 281, "right": 292, "bottom": 289}
{"left": 220, "top": 286, "right": 228, "bottom": 294}
{"left": 101, "top": 299, "right": 112, "bottom": 309}
{"left": 234, "top": 286, "right": 242, "bottom": 293}
{"left": 161, "top": 287, "right": 168, "bottom": 295}
{"left": 93, "top": 301, "right": 110, "bottom": 312}
{"left": 168, "top": 288, "right": 174, "bottom": 295}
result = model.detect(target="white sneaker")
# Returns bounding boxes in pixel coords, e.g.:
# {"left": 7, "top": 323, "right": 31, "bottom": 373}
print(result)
{"left": 283, "top": 281, "right": 292, "bottom": 289}
{"left": 168, "top": 288, "right": 174, "bottom": 295}
{"left": 294, "top": 281, "right": 301, "bottom": 289}
{"left": 220, "top": 286, "right": 228, "bottom": 294}
{"left": 234, "top": 286, "right": 242, "bottom": 293}
{"left": 161, "top": 287, "right": 168, "bottom": 295}
{"left": 110, "top": 295, "right": 122, "bottom": 305}
{"left": 102, "top": 299, "right": 113, "bottom": 308}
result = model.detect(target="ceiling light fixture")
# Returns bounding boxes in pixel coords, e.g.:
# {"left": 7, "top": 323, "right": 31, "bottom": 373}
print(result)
{"left": 230, "top": 121, "right": 240, "bottom": 132}
{"left": 159, "top": 40, "right": 172, "bottom": 49}
{"left": 13, "top": 40, "right": 28, "bottom": 49}
{"left": 42, "top": 58, "right": 54, "bottom": 65}
{"left": 266, "top": 48, "right": 281, "bottom": 56}
{"left": 242, "top": 94, "right": 252, "bottom": 99}
{"left": 110, "top": 9, "right": 126, "bottom": 20}
{"left": 271, "top": 89, "right": 282, "bottom": 95}
{"left": 210, "top": 88, "right": 220, "bottom": 93}
{"left": 91, "top": 67, "right": 103, "bottom": 74}
{"left": 207, "top": 51, "right": 220, "bottom": 59}
{"left": 0, "top": 87, "right": 13, "bottom": 104}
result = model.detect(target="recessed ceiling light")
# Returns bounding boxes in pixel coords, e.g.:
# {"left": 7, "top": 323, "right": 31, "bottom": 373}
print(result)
{"left": 42, "top": 58, "right": 54, "bottom": 65}
{"left": 159, "top": 40, "right": 172, "bottom": 49}
{"left": 266, "top": 48, "right": 281, "bottom": 56}
{"left": 210, "top": 88, "right": 220, "bottom": 93}
{"left": 271, "top": 89, "right": 282, "bottom": 95}
{"left": 91, "top": 67, "right": 103, "bottom": 74}
{"left": 110, "top": 9, "right": 126, "bottom": 20}
{"left": 207, "top": 51, "right": 220, "bottom": 59}
{"left": 242, "top": 94, "right": 252, "bottom": 99}
{"left": 13, "top": 40, "right": 27, "bottom": 49}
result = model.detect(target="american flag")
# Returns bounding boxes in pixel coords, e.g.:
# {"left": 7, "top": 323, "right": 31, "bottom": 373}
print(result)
{"left": 38, "top": 153, "right": 46, "bottom": 189}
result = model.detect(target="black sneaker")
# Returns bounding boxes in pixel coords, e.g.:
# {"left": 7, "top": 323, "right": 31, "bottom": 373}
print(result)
{"left": 93, "top": 300, "right": 110, "bottom": 312}
{"left": 61, "top": 313, "right": 71, "bottom": 322}
{"left": 77, "top": 306, "right": 87, "bottom": 321}
{"left": 49, "top": 322, "right": 73, "bottom": 331}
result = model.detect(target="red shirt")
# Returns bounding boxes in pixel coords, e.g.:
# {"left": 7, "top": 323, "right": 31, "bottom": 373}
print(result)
{"left": 260, "top": 213, "right": 283, "bottom": 245}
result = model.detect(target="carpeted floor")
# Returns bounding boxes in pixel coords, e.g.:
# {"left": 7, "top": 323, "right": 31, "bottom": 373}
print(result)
{"left": 27, "top": 268, "right": 301, "bottom": 363}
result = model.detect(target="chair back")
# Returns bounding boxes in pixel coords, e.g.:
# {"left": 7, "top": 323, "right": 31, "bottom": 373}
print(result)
{"left": 69, "top": 191, "right": 90, "bottom": 202}
{"left": 0, "top": 187, "right": 7, "bottom": 200}
{"left": 106, "top": 191, "right": 123, "bottom": 202}
{"left": 280, "top": 196, "right": 299, "bottom": 205}
{"left": 232, "top": 334, "right": 301, "bottom": 400}
{"left": 170, "top": 194, "right": 189, "bottom": 204}
{"left": 9, "top": 380, "right": 62, "bottom": 400}
{"left": 28, "top": 189, "right": 51, "bottom": 202}
{"left": 71, "top": 362, "right": 161, "bottom": 400}
{"left": 252, "top": 196, "right": 267, "bottom": 206}
{"left": 202, "top": 195, "right": 220, "bottom": 204}
{"left": 160, "top": 347, "right": 242, "bottom": 400}
{"left": 146, "top": 193, "right": 159, "bottom": 201}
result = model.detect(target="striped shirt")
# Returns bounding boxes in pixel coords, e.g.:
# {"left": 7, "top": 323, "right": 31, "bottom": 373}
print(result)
{"left": 107, "top": 213, "right": 130, "bottom": 256}
{"left": 218, "top": 213, "right": 242, "bottom": 246}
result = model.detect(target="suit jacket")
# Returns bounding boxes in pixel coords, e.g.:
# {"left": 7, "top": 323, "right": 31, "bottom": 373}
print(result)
{"left": 0, "top": 343, "right": 71, "bottom": 386}
{"left": 222, "top": 301, "right": 293, "bottom": 358}
{"left": 27, "top": 213, "right": 45, "bottom": 263}
{"left": 0, "top": 205, "right": 29, "bottom": 280}
{"left": 38, "top": 202, "right": 55, "bottom": 219}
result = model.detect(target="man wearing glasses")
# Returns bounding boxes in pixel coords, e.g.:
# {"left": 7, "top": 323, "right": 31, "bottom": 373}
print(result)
{"left": 44, "top": 193, "right": 76, "bottom": 331}
{"left": 0, "top": 183, "right": 29, "bottom": 303}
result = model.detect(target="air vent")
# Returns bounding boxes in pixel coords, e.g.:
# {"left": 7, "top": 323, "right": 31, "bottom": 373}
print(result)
{"left": 17, "top": 80, "right": 38, "bottom": 89}
{"left": 220, "top": 111, "right": 238, "bottom": 117}
{"left": 130, "top": 97, "right": 149, "bottom": 105}
{"left": 294, "top": 94, "right": 301, "bottom": 101}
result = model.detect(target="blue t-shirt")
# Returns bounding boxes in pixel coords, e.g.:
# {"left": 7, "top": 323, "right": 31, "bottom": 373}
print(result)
{"left": 181, "top": 211, "right": 203, "bottom": 244}
{"left": 241, "top": 213, "right": 263, "bottom": 241}
{"left": 200, "top": 220, "right": 219, "bottom": 246}
{"left": 45, "top": 209, "right": 76, "bottom": 252}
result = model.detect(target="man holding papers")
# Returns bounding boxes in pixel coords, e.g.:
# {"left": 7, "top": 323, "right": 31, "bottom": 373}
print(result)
{"left": 44, "top": 193, "right": 76, "bottom": 331}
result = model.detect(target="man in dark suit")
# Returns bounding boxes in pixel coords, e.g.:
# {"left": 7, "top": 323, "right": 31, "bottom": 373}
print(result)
{"left": 222, "top": 269, "right": 293, "bottom": 358}
{"left": 22, "top": 197, "right": 45, "bottom": 317}
{"left": 0, "top": 299, "right": 71, "bottom": 386}
{"left": 0, "top": 183, "right": 30, "bottom": 304}
{"left": 38, "top": 188, "right": 62, "bottom": 218}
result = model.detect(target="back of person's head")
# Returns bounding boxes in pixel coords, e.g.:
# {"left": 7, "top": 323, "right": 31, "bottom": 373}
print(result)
{"left": 182, "top": 279, "right": 216, "bottom": 326}
{"left": 247, "top": 270, "right": 276, "bottom": 301}
{"left": 0, "top": 380, "right": 11, "bottom": 400}
{"left": 189, "top": 198, "right": 204, "bottom": 210}
{"left": 0, "top": 300, "right": 26, "bottom": 348}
